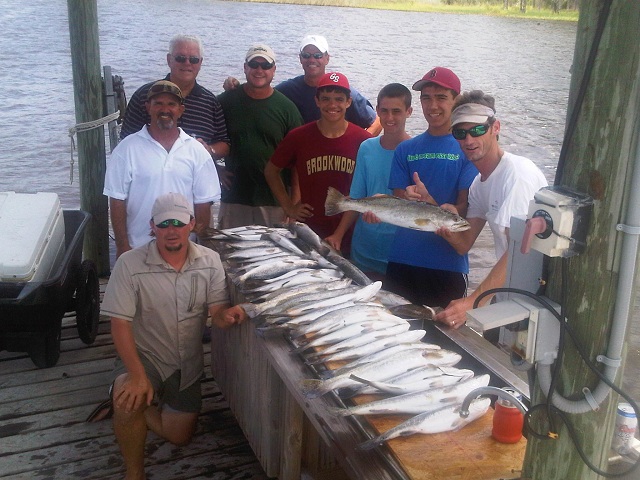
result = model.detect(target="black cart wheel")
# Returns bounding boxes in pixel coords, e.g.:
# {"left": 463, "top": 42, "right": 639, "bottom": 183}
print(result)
{"left": 29, "top": 329, "right": 61, "bottom": 368}
{"left": 76, "top": 259, "right": 100, "bottom": 345}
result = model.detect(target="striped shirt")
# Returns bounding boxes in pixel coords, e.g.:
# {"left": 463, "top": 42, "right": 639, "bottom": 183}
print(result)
{"left": 120, "top": 75, "right": 230, "bottom": 146}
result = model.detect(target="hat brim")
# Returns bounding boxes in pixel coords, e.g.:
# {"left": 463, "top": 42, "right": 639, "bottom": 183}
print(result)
{"left": 412, "top": 79, "right": 458, "bottom": 94}
{"left": 246, "top": 54, "right": 275, "bottom": 64}
{"left": 153, "top": 211, "right": 192, "bottom": 225}
{"left": 451, "top": 113, "right": 492, "bottom": 127}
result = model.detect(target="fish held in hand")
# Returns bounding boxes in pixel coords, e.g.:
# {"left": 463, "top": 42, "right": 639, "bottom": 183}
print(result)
{"left": 325, "top": 187, "right": 470, "bottom": 232}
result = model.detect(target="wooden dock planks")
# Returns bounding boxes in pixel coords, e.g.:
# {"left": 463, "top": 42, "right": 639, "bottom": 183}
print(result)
{"left": 0, "top": 280, "right": 267, "bottom": 480}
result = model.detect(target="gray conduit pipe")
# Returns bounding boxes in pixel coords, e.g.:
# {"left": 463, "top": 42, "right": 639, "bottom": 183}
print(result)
{"left": 537, "top": 106, "right": 640, "bottom": 413}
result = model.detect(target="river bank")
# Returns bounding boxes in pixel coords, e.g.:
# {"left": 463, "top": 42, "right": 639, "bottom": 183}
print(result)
{"left": 220, "top": 0, "right": 580, "bottom": 21}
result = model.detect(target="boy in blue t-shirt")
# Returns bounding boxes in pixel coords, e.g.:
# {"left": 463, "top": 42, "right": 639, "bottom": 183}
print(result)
{"left": 384, "top": 67, "right": 478, "bottom": 308}
{"left": 325, "top": 83, "right": 413, "bottom": 281}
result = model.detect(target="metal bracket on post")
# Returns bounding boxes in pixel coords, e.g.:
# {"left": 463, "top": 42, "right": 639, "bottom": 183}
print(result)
{"left": 103, "top": 65, "right": 120, "bottom": 153}
{"left": 616, "top": 223, "right": 640, "bottom": 235}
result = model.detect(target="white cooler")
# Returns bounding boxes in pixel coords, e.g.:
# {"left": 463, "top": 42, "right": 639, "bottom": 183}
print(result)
{"left": 0, "top": 192, "right": 66, "bottom": 283}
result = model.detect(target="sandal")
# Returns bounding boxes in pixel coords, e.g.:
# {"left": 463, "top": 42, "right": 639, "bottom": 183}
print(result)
{"left": 85, "top": 382, "right": 114, "bottom": 423}
{"left": 85, "top": 398, "right": 113, "bottom": 422}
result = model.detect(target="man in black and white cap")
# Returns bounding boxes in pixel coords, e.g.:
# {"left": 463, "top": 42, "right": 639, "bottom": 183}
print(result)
{"left": 407, "top": 90, "right": 548, "bottom": 329}
{"left": 223, "top": 34, "right": 380, "bottom": 134}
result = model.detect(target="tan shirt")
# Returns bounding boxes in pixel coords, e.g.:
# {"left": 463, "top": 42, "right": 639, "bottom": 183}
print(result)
{"left": 101, "top": 240, "right": 229, "bottom": 390}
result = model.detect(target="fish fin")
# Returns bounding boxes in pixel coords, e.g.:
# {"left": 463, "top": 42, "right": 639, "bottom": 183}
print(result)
{"left": 439, "top": 396, "right": 460, "bottom": 405}
{"left": 349, "top": 374, "right": 382, "bottom": 390}
{"left": 324, "top": 186, "right": 346, "bottom": 216}
{"left": 413, "top": 218, "right": 432, "bottom": 227}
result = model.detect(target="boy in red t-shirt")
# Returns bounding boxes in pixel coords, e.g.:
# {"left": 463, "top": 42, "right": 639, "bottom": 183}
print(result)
{"left": 265, "top": 72, "right": 372, "bottom": 256}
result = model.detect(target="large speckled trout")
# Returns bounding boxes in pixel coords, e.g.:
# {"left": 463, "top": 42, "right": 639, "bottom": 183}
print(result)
{"left": 324, "top": 187, "right": 470, "bottom": 232}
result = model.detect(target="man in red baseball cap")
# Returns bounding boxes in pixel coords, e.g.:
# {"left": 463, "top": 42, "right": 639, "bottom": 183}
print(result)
{"left": 378, "top": 66, "right": 479, "bottom": 309}
{"left": 265, "top": 71, "right": 372, "bottom": 256}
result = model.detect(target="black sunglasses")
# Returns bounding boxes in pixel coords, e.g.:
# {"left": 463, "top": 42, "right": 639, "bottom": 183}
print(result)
{"left": 300, "top": 52, "right": 325, "bottom": 59}
{"left": 173, "top": 55, "right": 201, "bottom": 65}
{"left": 247, "top": 59, "right": 274, "bottom": 70}
{"left": 156, "top": 219, "right": 188, "bottom": 228}
{"left": 451, "top": 123, "right": 491, "bottom": 140}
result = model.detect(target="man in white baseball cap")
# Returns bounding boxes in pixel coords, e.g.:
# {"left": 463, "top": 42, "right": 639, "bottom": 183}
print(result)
{"left": 223, "top": 34, "right": 380, "bottom": 134}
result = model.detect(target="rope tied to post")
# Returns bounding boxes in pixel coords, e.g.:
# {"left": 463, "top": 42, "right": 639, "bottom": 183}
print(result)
{"left": 68, "top": 110, "right": 121, "bottom": 184}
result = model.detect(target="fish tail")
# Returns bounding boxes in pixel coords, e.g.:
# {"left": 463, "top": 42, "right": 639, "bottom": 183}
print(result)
{"left": 326, "top": 406, "right": 351, "bottom": 417}
{"left": 324, "top": 186, "right": 346, "bottom": 216}
{"left": 358, "top": 436, "right": 383, "bottom": 451}
{"left": 299, "top": 379, "right": 325, "bottom": 398}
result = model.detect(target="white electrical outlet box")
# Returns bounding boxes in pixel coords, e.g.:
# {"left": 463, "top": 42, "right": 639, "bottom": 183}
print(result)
{"left": 525, "top": 186, "right": 592, "bottom": 257}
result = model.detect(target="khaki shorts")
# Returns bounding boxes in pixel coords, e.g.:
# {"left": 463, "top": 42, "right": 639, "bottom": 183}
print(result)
{"left": 112, "top": 355, "right": 202, "bottom": 413}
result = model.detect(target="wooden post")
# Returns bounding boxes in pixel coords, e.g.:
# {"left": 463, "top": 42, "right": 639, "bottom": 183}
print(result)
{"left": 523, "top": 1, "right": 640, "bottom": 478}
{"left": 67, "top": 0, "right": 110, "bottom": 275}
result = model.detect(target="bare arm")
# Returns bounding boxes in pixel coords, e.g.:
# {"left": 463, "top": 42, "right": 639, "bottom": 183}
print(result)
{"left": 109, "top": 198, "right": 131, "bottom": 259}
{"left": 366, "top": 116, "right": 382, "bottom": 136}
{"left": 111, "top": 317, "right": 154, "bottom": 412}
{"left": 209, "top": 141, "right": 229, "bottom": 160}
{"left": 453, "top": 189, "right": 469, "bottom": 219}
{"left": 193, "top": 202, "right": 211, "bottom": 235}
{"left": 325, "top": 210, "right": 359, "bottom": 251}
{"left": 264, "top": 161, "right": 313, "bottom": 221}
{"left": 435, "top": 251, "right": 509, "bottom": 328}
{"left": 437, "top": 216, "right": 486, "bottom": 255}
{"left": 222, "top": 76, "right": 240, "bottom": 91}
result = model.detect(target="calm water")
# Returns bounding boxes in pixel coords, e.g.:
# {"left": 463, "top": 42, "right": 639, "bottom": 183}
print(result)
{"left": 0, "top": 0, "right": 577, "bottom": 285}
{"left": 0, "top": 0, "right": 638, "bottom": 413}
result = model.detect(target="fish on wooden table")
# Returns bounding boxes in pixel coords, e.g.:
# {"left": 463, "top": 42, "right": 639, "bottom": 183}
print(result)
{"left": 291, "top": 316, "right": 409, "bottom": 353}
{"left": 357, "top": 398, "right": 491, "bottom": 450}
{"left": 239, "top": 278, "right": 352, "bottom": 318}
{"left": 305, "top": 329, "right": 427, "bottom": 365}
{"left": 300, "top": 348, "right": 439, "bottom": 398}
{"left": 328, "top": 374, "right": 490, "bottom": 416}
{"left": 326, "top": 343, "right": 441, "bottom": 378}
{"left": 236, "top": 258, "right": 319, "bottom": 283}
{"left": 325, "top": 187, "right": 470, "bottom": 232}
{"left": 301, "top": 322, "right": 411, "bottom": 357}
{"left": 345, "top": 365, "right": 475, "bottom": 396}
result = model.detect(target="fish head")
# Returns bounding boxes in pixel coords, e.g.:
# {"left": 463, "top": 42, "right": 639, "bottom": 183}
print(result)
{"left": 446, "top": 215, "right": 471, "bottom": 232}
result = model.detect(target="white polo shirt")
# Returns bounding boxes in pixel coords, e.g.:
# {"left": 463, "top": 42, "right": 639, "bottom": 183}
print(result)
{"left": 104, "top": 125, "right": 221, "bottom": 248}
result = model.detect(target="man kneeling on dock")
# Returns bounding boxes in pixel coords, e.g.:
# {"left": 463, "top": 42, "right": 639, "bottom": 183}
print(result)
{"left": 98, "top": 192, "right": 246, "bottom": 480}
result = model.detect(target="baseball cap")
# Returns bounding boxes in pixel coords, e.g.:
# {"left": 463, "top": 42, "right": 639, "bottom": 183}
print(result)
{"left": 299, "top": 34, "right": 329, "bottom": 54}
{"left": 245, "top": 44, "right": 276, "bottom": 64}
{"left": 151, "top": 192, "right": 193, "bottom": 225}
{"left": 451, "top": 103, "right": 496, "bottom": 127}
{"left": 412, "top": 67, "right": 461, "bottom": 95}
{"left": 317, "top": 72, "right": 350, "bottom": 92}
{"left": 147, "top": 80, "right": 184, "bottom": 103}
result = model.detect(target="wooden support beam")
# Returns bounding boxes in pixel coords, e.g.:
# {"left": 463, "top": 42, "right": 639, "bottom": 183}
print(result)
{"left": 523, "top": 1, "right": 640, "bottom": 478}
{"left": 67, "top": 0, "right": 110, "bottom": 275}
